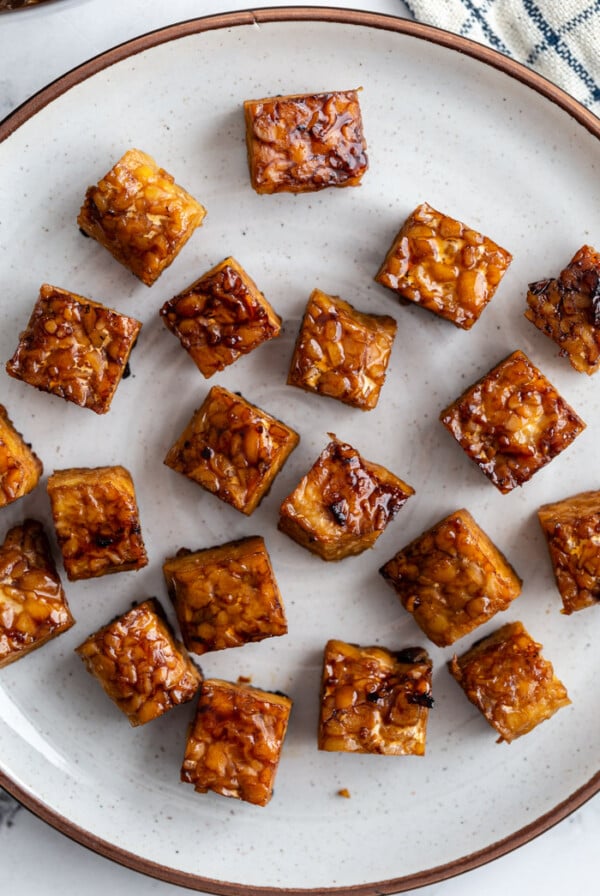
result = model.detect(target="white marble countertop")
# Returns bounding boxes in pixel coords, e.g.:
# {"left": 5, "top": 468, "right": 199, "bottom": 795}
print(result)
{"left": 1, "top": 1, "right": 599, "bottom": 893}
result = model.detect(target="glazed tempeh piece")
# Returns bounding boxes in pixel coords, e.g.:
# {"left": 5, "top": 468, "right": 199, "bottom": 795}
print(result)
{"left": 244, "top": 89, "right": 368, "bottom": 194}
{"left": 164, "top": 385, "right": 299, "bottom": 515}
{"left": 47, "top": 466, "right": 147, "bottom": 581}
{"left": 440, "top": 350, "right": 585, "bottom": 493}
{"left": 76, "top": 598, "right": 201, "bottom": 726}
{"left": 375, "top": 202, "right": 512, "bottom": 329}
{"left": 181, "top": 678, "right": 292, "bottom": 806}
{"left": 318, "top": 640, "right": 433, "bottom": 755}
{"left": 380, "top": 509, "right": 522, "bottom": 647}
{"left": 77, "top": 148, "right": 206, "bottom": 285}
{"left": 278, "top": 438, "right": 414, "bottom": 560}
{"left": 6, "top": 284, "right": 141, "bottom": 414}
{"left": 0, "top": 520, "right": 74, "bottom": 669}
{"left": 449, "top": 621, "right": 570, "bottom": 742}
{"left": 538, "top": 489, "right": 600, "bottom": 613}
{"left": 287, "top": 288, "right": 397, "bottom": 410}
{"left": 525, "top": 244, "right": 600, "bottom": 374}
{"left": 0, "top": 405, "right": 42, "bottom": 507}
{"left": 160, "top": 256, "right": 281, "bottom": 377}
{"left": 163, "top": 536, "right": 287, "bottom": 654}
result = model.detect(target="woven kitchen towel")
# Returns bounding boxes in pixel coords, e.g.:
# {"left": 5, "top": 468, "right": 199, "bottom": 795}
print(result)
{"left": 404, "top": 0, "right": 600, "bottom": 114}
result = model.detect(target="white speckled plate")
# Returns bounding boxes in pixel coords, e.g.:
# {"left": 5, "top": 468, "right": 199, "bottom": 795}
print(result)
{"left": 1, "top": 9, "right": 600, "bottom": 894}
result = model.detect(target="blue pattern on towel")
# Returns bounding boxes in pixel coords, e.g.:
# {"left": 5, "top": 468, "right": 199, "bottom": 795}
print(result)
{"left": 404, "top": 0, "right": 600, "bottom": 113}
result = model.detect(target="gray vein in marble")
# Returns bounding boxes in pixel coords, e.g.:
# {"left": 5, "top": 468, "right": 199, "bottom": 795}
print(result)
{"left": 0, "top": 788, "right": 21, "bottom": 829}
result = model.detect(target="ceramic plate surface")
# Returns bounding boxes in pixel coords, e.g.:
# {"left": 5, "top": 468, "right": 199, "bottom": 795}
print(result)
{"left": 1, "top": 9, "right": 600, "bottom": 894}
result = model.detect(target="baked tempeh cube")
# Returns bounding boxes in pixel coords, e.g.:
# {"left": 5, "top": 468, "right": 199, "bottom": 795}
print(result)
{"left": 287, "top": 288, "right": 397, "bottom": 410}
{"left": 181, "top": 678, "right": 292, "bottom": 806}
{"left": 47, "top": 466, "right": 147, "bottom": 581}
{"left": 449, "top": 621, "right": 570, "bottom": 742}
{"left": 440, "top": 350, "right": 585, "bottom": 494}
{"left": 244, "top": 89, "right": 368, "bottom": 194}
{"left": 278, "top": 438, "right": 414, "bottom": 561}
{"left": 76, "top": 598, "right": 201, "bottom": 726}
{"left": 525, "top": 245, "right": 600, "bottom": 374}
{"left": 6, "top": 284, "right": 141, "bottom": 414}
{"left": 379, "top": 509, "right": 522, "bottom": 647}
{"left": 164, "top": 385, "right": 299, "bottom": 515}
{"left": 0, "top": 520, "right": 74, "bottom": 669}
{"left": 159, "top": 257, "right": 281, "bottom": 378}
{"left": 375, "top": 202, "right": 512, "bottom": 329}
{"left": 77, "top": 148, "right": 206, "bottom": 286}
{"left": 318, "top": 639, "right": 433, "bottom": 755}
{"left": 0, "top": 405, "right": 42, "bottom": 507}
{"left": 538, "top": 489, "right": 600, "bottom": 614}
{"left": 163, "top": 536, "right": 287, "bottom": 654}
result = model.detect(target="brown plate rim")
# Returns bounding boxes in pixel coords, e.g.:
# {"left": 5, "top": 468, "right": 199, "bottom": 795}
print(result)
{"left": 2, "top": 6, "right": 600, "bottom": 894}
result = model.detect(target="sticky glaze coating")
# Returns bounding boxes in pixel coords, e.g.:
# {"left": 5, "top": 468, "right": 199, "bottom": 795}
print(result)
{"left": 0, "top": 405, "right": 42, "bottom": 507}
{"left": 287, "top": 288, "right": 397, "bottom": 410}
{"left": 77, "top": 148, "right": 206, "bottom": 286}
{"left": 526, "top": 245, "right": 600, "bottom": 374}
{"left": 163, "top": 536, "right": 287, "bottom": 654}
{"left": 318, "top": 639, "right": 433, "bottom": 755}
{"left": 538, "top": 489, "right": 600, "bottom": 614}
{"left": 76, "top": 598, "right": 201, "bottom": 726}
{"left": 6, "top": 284, "right": 141, "bottom": 414}
{"left": 164, "top": 385, "right": 299, "bottom": 515}
{"left": 375, "top": 202, "right": 512, "bottom": 329}
{"left": 449, "top": 621, "right": 570, "bottom": 743}
{"left": 0, "top": 520, "right": 74, "bottom": 669}
{"left": 47, "top": 465, "right": 148, "bottom": 581}
{"left": 440, "top": 350, "right": 585, "bottom": 494}
{"left": 278, "top": 438, "right": 414, "bottom": 561}
{"left": 244, "top": 90, "right": 368, "bottom": 194}
{"left": 160, "top": 257, "right": 281, "bottom": 378}
{"left": 380, "top": 509, "right": 522, "bottom": 647}
{"left": 181, "top": 678, "right": 292, "bottom": 806}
